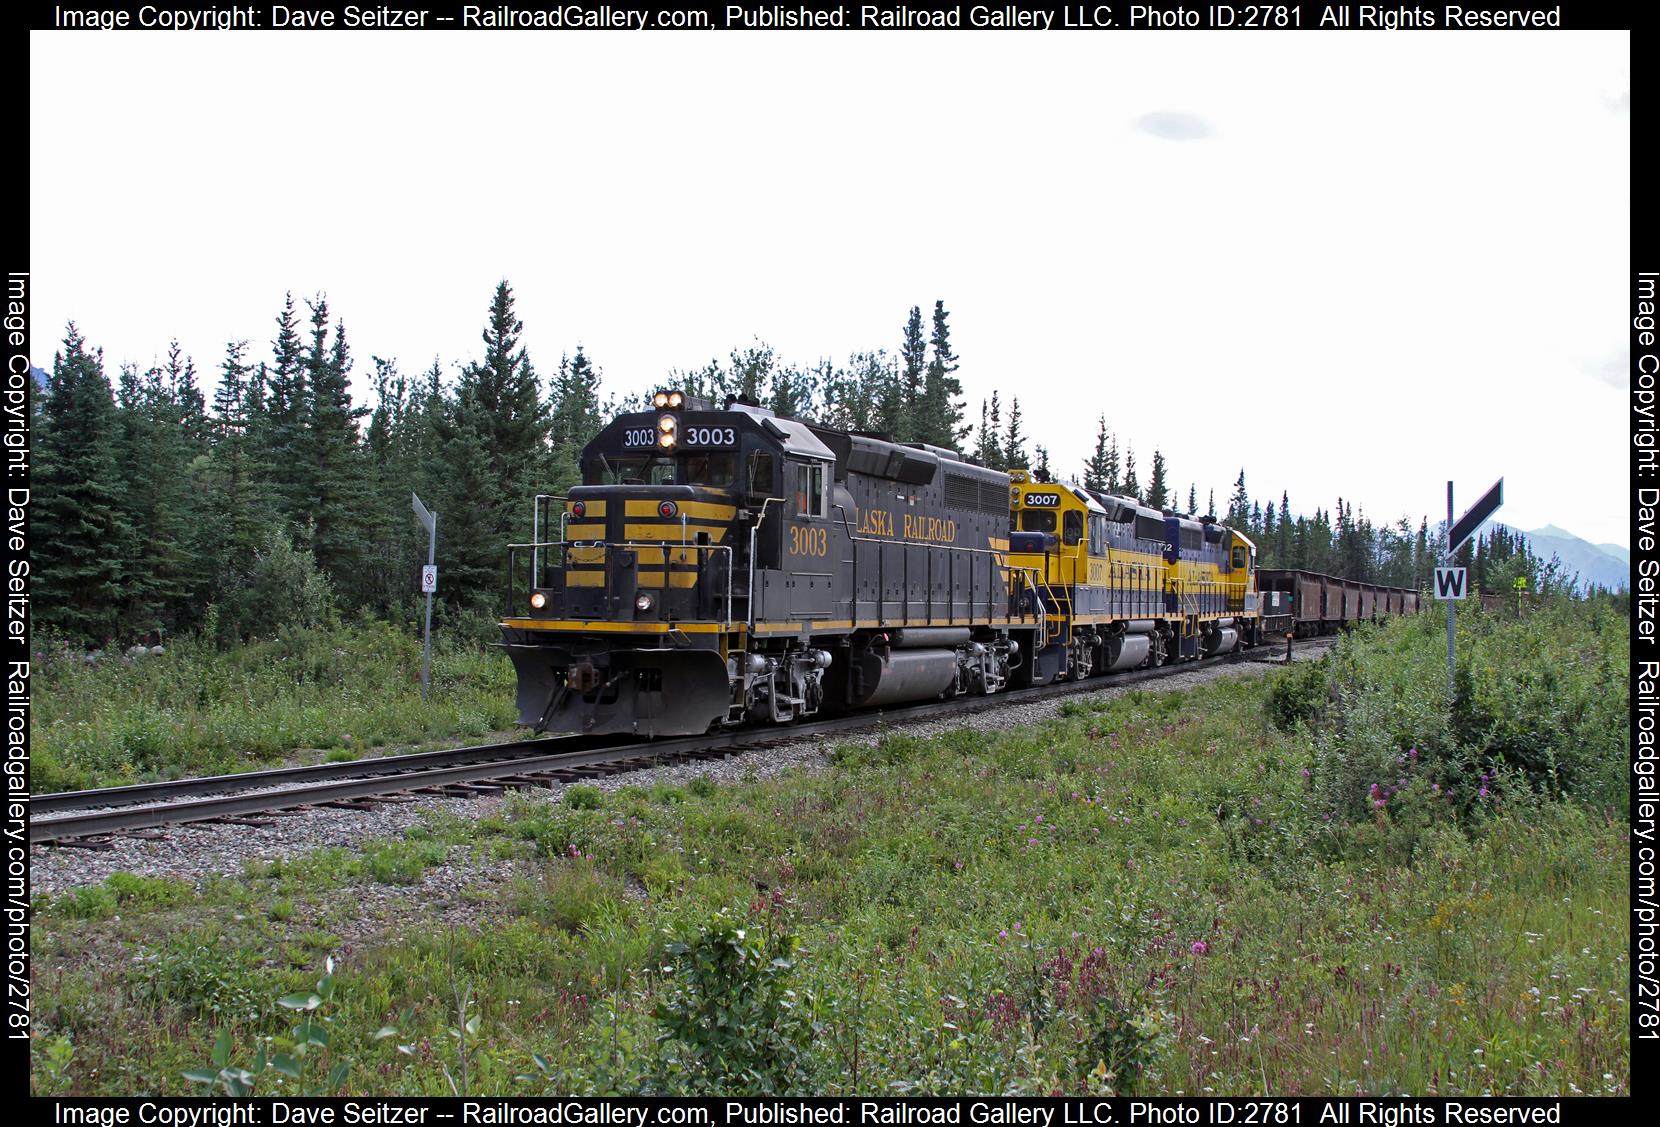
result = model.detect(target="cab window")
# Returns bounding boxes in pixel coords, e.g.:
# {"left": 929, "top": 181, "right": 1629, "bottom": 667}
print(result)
{"left": 1021, "top": 510, "right": 1056, "bottom": 533}
{"left": 1231, "top": 546, "right": 1247, "bottom": 570}
{"left": 747, "top": 452, "right": 775, "bottom": 496}
{"left": 793, "top": 461, "right": 828, "bottom": 519}
{"left": 1063, "top": 510, "right": 1083, "bottom": 547}
{"left": 682, "top": 452, "right": 735, "bottom": 487}
{"left": 587, "top": 455, "right": 677, "bottom": 485}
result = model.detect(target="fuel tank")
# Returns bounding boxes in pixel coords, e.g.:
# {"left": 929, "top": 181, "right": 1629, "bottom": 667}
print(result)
{"left": 845, "top": 647, "right": 959, "bottom": 709}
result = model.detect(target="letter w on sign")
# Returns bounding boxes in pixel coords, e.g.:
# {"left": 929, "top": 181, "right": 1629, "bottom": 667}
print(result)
{"left": 1433, "top": 567, "right": 1468, "bottom": 600}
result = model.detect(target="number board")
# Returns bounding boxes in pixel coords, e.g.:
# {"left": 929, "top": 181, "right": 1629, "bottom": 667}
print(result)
{"left": 620, "top": 424, "right": 739, "bottom": 448}
{"left": 681, "top": 425, "right": 738, "bottom": 447}
{"left": 1025, "top": 492, "right": 1062, "bottom": 507}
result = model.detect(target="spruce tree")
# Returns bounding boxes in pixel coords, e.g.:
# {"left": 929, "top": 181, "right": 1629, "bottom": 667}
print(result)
{"left": 917, "top": 300, "right": 966, "bottom": 450}
{"left": 262, "top": 293, "right": 310, "bottom": 521}
{"left": 1003, "top": 397, "right": 1027, "bottom": 470}
{"left": 974, "top": 393, "right": 1004, "bottom": 468}
{"left": 1083, "top": 418, "right": 1112, "bottom": 493}
{"left": 202, "top": 340, "right": 276, "bottom": 609}
{"left": 549, "top": 345, "right": 604, "bottom": 491}
{"left": 165, "top": 338, "right": 210, "bottom": 456}
{"left": 35, "top": 324, "right": 132, "bottom": 643}
{"left": 1122, "top": 447, "right": 1140, "bottom": 503}
{"left": 1187, "top": 484, "right": 1198, "bottom": 515}
{"left": 302, "top": 298, "right": 369, "bottom": 595}
{"left": 897, "top": 306, "right": 926, "bottom": 440}
{"left": 1227, "top": 470, "right": 1249, "bottom": 528}
{"left": 1146, "top": 449, "right": 1169, "bottom": 511}
{"left": 1279, "top": 493, "right": 1292, "bottom": 566}
{"left": 439, "top": 280, "right": 550, "bottom": 609}
{"left": 113, "top": 359, "right": 197, "bottom": 633}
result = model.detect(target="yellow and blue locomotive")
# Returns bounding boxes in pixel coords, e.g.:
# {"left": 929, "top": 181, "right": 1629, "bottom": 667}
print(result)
{"left": 500, "top": 393, "right": 1263, "bottom": 737}
{"left": 1006, "top": 471, "right": 1261, "bottom": 684}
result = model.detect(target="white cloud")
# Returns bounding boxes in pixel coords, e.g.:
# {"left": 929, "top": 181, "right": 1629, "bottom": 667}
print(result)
{"left": 29, "top": 29, "right": 1634, "bottom": 546}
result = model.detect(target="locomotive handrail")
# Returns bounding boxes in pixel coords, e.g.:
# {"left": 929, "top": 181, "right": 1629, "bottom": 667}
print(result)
{"left": 530, "top": 494, "right": 570, "bottom": 579}
{"left": 748, "top": 496, "right": 787, "bottom": 629}
{"left": 505, "top": 539, "right": 736, "bottom": 630}
{"left": 837, "top": 524, "right": 1048, "bottom": 631}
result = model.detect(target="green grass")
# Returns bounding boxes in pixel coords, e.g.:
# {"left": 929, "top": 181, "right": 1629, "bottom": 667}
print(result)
{"left": 31, "top": 620, "right": 518, "bottom": 791}
{"left": 28, "top": 600, "right": 1629, "bottom": 1096}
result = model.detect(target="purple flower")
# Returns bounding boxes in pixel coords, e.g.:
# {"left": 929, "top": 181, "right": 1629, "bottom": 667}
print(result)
{"left": 1398, "top": 778, "right": 1408, "bottom": 789}
{"left": 1035, "top": 814, "right": 1043, "bottom": 824}
{"left": 1430, "top": 783, "right": 1441, "bottom": 795}
{"left": 1373, "top": 798, "right": 1387, "bottom": 810}
{"left": 1369, "top": 782, "right": 1380, "bottom": 797}
{"left": 1409, "top": 748, "right": 1419, "bottom": 761}
{"left": 999, "top": 929, "right": 1008, "bottom": 939}
{"left": 1190, "top": 940, "right": 1210, "bottom": 955}
{"left": 1479, "top": 786, "right": 1489, "bottom": 798}
{"left": 1302, "top": 768, "right": 1311, "bottom": 779}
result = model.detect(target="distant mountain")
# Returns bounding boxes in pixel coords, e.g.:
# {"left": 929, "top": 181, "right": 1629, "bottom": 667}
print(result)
{"left": 1520, "top": 525, "right": 1630, "bottom": 592}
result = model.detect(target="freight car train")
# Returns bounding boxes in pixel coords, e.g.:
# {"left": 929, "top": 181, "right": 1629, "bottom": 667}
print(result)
{"left": 1255, "top": 569, "right": 1421, "bottom": 637}
{"left": 499, "top": 393, "right": 1414, "bottom": 737}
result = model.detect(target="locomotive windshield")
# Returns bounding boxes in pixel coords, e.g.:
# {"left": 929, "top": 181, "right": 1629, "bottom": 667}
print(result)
{"left": 584, "top": 452, "right": 737, "bottom": 487}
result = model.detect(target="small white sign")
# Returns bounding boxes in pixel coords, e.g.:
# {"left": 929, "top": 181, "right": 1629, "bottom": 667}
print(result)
{"left": 1433, "top": 567, "right": 1467, "bottom": 601}
{"left": 421, "top": 565, "right": 438, "bottom": 594}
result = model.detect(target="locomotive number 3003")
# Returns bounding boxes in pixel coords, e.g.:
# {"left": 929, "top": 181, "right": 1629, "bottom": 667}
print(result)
{"left": 685, "top": 426, "right": 737, "bottom": 446}
{"left": 790, "top": 525, "right": 828, "bottom": 556}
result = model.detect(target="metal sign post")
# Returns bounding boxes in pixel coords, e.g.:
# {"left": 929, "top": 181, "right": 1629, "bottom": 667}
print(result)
{"left": 412, "top": 494, "right": 438, "bottom": 702}
{"left": 1440, "top": 477, "right": 1504, "bottom": 697}
{"left": 1445, "top": 482, "right": 1456, "bottom": 697}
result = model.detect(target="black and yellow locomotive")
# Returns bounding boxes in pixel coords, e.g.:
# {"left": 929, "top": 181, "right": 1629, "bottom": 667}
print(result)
{"left": 500, "top": 392, "right": 1265, "bottom": 737}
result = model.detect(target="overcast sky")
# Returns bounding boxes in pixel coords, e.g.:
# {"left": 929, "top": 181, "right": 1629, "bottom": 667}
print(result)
{"left": 30, "top": 29, "right": 1631, "bottom": 548}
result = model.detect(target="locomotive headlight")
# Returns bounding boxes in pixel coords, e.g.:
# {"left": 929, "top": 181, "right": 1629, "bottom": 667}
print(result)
{"left": 658, "top": 500, "right": 678, "bottom": 518}
{"left": 635, "top": 593, "right": 654, "bottom": 612}
{"left": 667, "top": 391, "right": 684, "bottom": 408}
{"left": 653, "top": 391, "right": 670, "bottom": 408}
{"left": 657, "top": 413, "right": 677, "bottom": 448}
{"left": 529, "top": 591, "right": 547, "bottom": 610}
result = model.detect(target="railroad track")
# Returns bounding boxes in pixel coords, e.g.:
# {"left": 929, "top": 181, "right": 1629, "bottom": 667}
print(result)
{"left": 30, "top": 639, "right": 1319, "bottom": 846}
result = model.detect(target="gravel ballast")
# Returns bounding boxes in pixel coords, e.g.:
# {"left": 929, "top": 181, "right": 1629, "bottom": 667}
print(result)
{"left": 29, "top": 646, "right": 1327, "bottom": 897}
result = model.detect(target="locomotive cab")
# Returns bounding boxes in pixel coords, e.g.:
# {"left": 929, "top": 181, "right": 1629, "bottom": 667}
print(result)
{"left": 501, "top": 394, "right": 853, "bottom": 737}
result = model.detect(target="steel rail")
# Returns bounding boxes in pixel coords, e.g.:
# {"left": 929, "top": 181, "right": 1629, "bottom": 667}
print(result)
{"left": 30, "top": 641, "right": 1317, "bottom": 845}
{"left": 32, "top": 734, "right": 621, "bottom": 816}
